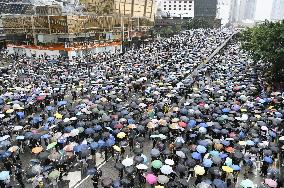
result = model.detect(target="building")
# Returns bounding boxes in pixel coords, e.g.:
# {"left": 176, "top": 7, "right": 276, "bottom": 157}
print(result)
{"left": 216, "top": 0, "right": 231, "bottom": 26}
{"left": 156, "top": 0, "right": 194, "bottom": 18}
{"left": 271, "top": 0, "right": 284, "bottom": 20}
{"left": 229, "top": 0, "right": 258, "bottom": 24}
{"left": 194, "top": 0, "right": 217, "bottom": 18}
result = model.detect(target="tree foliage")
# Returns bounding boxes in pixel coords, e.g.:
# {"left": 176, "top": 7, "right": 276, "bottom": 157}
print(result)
{"left": 240, "top": 20, "right": 284, "bottom": 82}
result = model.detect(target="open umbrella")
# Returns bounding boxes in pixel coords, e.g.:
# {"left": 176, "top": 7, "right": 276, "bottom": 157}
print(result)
{"left": 165, "top": 159, "right": 174, "bottom": 166}
{"left": 101, "top": 177, "right": 113, "bottom": 187}
{"left": 157, "top": 175, "right": 169, "bottom": 184}
{"left": 151, "top": 160, "right": 163, "bottom": 169}
{"left": 264, "top": 178, "right": 277, "bottom": 188}
{"left": 145, "top": 173, "right": 157, "bottom": 185}
{"left": 213, "top": 179, "right": 227, "bottom": 188}
{"left": 160, "top": 165, "right": 173, "bottom": 175}
{"left": 222, "top": 166, "right": 233, "bottom": 173}
{"left": 122, "top": 158, "right": 134, "bottom": 167}
{"left": 48, "top": 170, "right": 60, "bottom": 180}
{"left": 32, "top": 146, "right": 43, "bottom": 154}
{"left": 136, "top": 164, "right": 148, "bottom": 170}
{"left": 240, "top": 179, "right": 254, "bottom": 188}
{"left": 194, "top": 165, "right": 205, "bottom": 175}
{"left": 0, "top": 171, "right": 9, "bottom": 180}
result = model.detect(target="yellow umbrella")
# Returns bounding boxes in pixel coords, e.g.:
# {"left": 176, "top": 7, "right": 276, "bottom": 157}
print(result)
{"left": 147, "top": 122, "right": 157, "bottom": 129}
{"left": 6, "top": 109, "right": 14, "bottom": 114}
{"left": 128, "top": 124, "right": 137, "bottom": 129}
{"left": 113, "top": 145, "right": 121, "bottom": 152}
{"left": 255, "top": 114, "right": 261, "bottom": 119}
{"left": 169, "top": 123, "right": 179, "bottom": 130}
{"left": 155, "top": 186, "right": 164, "bottom": 188}
{"left": 238, "top": 141, "right": 247, "bottom": 146}
{"left": 32, "top": 146, "right": 43, "bottom": 154}
{"left": 240, "top": 109, "right": 247, "bottom": 112}
{"left": 54, "top": 112, "right": 63, "bottom": 119}
{"left": 222, "top": 166, "right": 233, "bottom": 173}
{"left": 117, "top": 132, "right": 126, "bottom": 139}
{"left": 194, "top": 165, "right": 205, "bottom": 175}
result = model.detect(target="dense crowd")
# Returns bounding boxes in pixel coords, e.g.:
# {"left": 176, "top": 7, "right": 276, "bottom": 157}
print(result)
{"left": 0, "top": 28, "right": 283, "bottom": 188}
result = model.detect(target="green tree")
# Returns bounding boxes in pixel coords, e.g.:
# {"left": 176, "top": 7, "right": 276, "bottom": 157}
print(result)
{"left": 240, "top": 20, "right": 284, "bottom": 83}
{"left": 159, "top": 26, "right": 174, "bottom": 37}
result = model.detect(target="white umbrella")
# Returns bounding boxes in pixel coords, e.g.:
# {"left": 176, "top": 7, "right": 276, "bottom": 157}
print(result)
{"left": 165, "top": 159, "right": 174, "bottom": 166}
{"left": 122, "top": 158, "right": 134, "bottom": 167}
{"left": 13, "top": 126, "right": 23, "bottom": 131}
{"left": 160, "top": 165, "right": 173, "bottom": 175}
{"left": 176, "top": 151, "right": 186, "bottom": 158}
{"left": 136, "top": 164, "right": 148, "bottom": 170}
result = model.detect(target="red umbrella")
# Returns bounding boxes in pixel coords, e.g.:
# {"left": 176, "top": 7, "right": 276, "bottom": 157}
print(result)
{"left": 37, "top": 96, "right": 45, "bottom": 101}
{"left": 115, "top": 123, "right": 123, "bottom": 129}
{"left": 178, "top": 122, "right": 187, "bottom": 128}
{"left": 225, "top": 147, "right": 235, "bottom": 153}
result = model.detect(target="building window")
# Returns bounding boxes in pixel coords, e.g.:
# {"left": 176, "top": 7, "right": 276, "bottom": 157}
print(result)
{"left": 174, "top": 5, "right": 176, "bottom": 7}
{"left": 179, "top": 5, "right": 181, "bottom": 7}
{"left": 184, "top": 8, "right": 186, "bottom": 10}
{"left": 164, "top": 5, "right": 166, "bottom": 7}
{"left": 173, "top": 8, "right": 176, "bottom": 10}
{"left": 169, "top": 5, "right": 171, "bottom": 7}
{"left": 184, "top": 4, "right": 186, "bottom": 7}
{"left": 164, "top": 8, "right": 166, "bottom": 10}
{"left": 179, "top": 8, "right": 181, "bottom": 10}
{"left": 169, "top": 8, "right": 171, "bottom": 10}
{"left": 174, "top": 1, "right": 176, "bottom": 3}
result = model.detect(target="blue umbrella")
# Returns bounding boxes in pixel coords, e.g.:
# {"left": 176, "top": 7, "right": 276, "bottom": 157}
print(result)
{"left": 196, "top": 145, "right": 207, "bottom": 153}
{"left": 94, "top": 125, "right": 102, "bottom": 131}
{"left": 190, "top": 134, "right": 197, "bottom": 138}
{"left": 0, "top": 98, "right": 4, "bottom": 105}
{"left": 219, "top": 153, "right": 228, "bottom": 159}
{"left": 1, "top": 151, "right": 12, "bottom": 158}
{"left": 75, "top": 144, "right": 89, "bottom": 152}
{"left": 221, "top": 140, "right": 230, "bottom": 146}
{"left": 269, "top": 131, "right": 276, "bottom": 137}
{"left": 203, "top": 159, "right": 213, "bottom": 167}
{"left": 239, "top": 131, "right": 245, "bottom": 139}
{"left": 127, "top": 119, "right": 135, "bottom": 124}
{"left": 199, "top": 123, "right": 208, "bottom": 128}
{"left": 85, "top": 128, "right": 94, "bottom": 135}
{"left": 113, "top": 179, "right": 121, "bottom": 187}
{"left": 106, "top": 138, "right": 115, "bottom": 147}
{"left": 188, "top": 120, "right": 196, "bottom": 128}
{"left": 25, "top": 132, "right": 33, "bottom": 138}
{"left": 46, "top": 106, "right": 54, "bottom": 111}
{"left": 192, "top": 152, "right": 201, "bottom": 160}
{"left": 212, "top": 129, "right": 221, "bottom": 133}
{"left": 222, "top": 108, "right": 230, "bottom": 113}
{"left": 87, "top": 168, "right": 97, "bottom": 175}
{"left": 41, "top": 134, "right": 51, "bottom": 139}
{"left": 0, "top": 171, "right": 9, "bottom": 180}
{"left": 210, "top": 150, "right": 220, "bottom": 156}
{"left": 57, "top": 137, "right": 67, "bottom": 144}
{"left": 220, "top": 129, "right": 229, "bottom": 135}
{"left": 47, "top": 117, "right": 55, "bottom": 122}
{"left": 90, "top": 142, "right": 99, "bottom": 150}
{"left": 57, "top": 101, "right": 67, "bottom": 106}
{"left": 198, "top": 140, "right": 209, "bottom": 146}
{"left": 16, "top": 112, "right": 25, "bottom": 119}
{"left": 16, "top": 135, "right": 25, "bottom": 140}
{"left": 213, "top": 179, "right": 227, "bottom": 188}
{"left": 64, "top": 126, "right": 75, "bottom": 133}
{"left": 246, "top": 140, "right": 255, "bottom": 146}
{"left": 98, "top": 140, "right": 106, "bottom": 148}
{"left": 230, "top": 164, "right": 241, "bottom": 171}
{"left": 43, "top": 165, "right": 53, "bottom": 172}
{"left": 263, "top": 156, "right": 273, "bottom": 164}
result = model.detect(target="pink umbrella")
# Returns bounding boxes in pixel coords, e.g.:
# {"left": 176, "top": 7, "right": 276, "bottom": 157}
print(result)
{"left": 145, "top": 173, "right": 157, "bottom": 185}
{"left": 265, "top": 179, "right": 277, "bottom": 188}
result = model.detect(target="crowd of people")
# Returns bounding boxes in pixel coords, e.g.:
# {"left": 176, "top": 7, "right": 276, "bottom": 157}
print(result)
{"left": 0, "top": 28, "right": 283, "bottom": 188}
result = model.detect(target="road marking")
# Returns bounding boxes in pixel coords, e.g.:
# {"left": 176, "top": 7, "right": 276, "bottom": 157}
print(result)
{"left": 73, "top": 156, "right": 111, "bottom": 188}
{"left": 187, "top": 174, "right": 191, "bottom": 182}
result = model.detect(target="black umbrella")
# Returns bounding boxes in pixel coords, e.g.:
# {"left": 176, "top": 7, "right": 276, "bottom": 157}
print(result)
{"left": 150, "top": 148, "right": 160, "bottom": 157}
{"left": 115, "top": 162, "right": 124, "bottom": 170}
{"left": 185, "top": 158, "right": 196, "bottom": 167}
{"left": 134, "top": 156, "right": 144, "bottom": 163}
{"left": 38, "top": 151, "right": 49, "bottom": 160}
{"left": 125, "top": 166, "right": 135, "bottom": 174}
{"left": 101, "top": 177, "right": 112, "bottom": 187}
{"left": 133, "top": 148, "right": 143, "bottom": 155}
{"left": 176, "top": 164, "right": 187, "bottom": 173}
{"left": 121, "top": 178, "right": 131, "bottom": 185}
{"left": 209, "top": 167, "right": 221, "bottom": 176}
{"left": 234, "top": 151, "right": 243, "bottom": 159}
{"left": 136, "top": 137, "right": 145, "bottom": 143}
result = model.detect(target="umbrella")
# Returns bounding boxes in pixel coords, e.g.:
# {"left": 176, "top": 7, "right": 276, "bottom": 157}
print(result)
{"left": 117, "top": 132, "right": 126, "bottom": 139}
{"left": 0, "top": 171, "right": 9, "bottom": 180}
{"left": 136, "top": 164, "right": 148, "bottom": 170}
{"left": 212, "top": 156, "right": 222, "bottom": 164}
{"left": 101, "top": 177, "right": 112, "bottom": 187}
{"left": 240, "top": 179, "right": 254, "bottom": 188}
{"left": 186, "top": 158, "right": 196, "bottom": 167}
{"left": 160, "top": 165, "right": 173, "bottom": 175}
{"left": 197, "top": 182, "right": 212, "bottom": 188}
{"left": 151, "top": 148, "right": 160, "bottom": 157}
{"left": 213, "top": 179, "right": 227, "bottom": 188}
{"left": 145, "top": 173, "right": 157, "bottom": 185}
{"left": 48, "top": 170, "right": 60, "bottom": 180}
{"left": 230, "top": 164, "right": 241, "bottom": 171}
{"left": 47, "top": 142, "right": 57, "bottom": 150}
{"left": 203, "top": 159, "right": 213, "bottom": 167}
{"left": 197, "top": 145, "right": 207, "bottom": 153}
{"left": 192, "top": 152, "right": 201, "bottom": 160}
{"left": 157, "top": 175, "right": 169, "bottom": 184}
{"left": 194, "top": 165, "right": 205, "bottom": 175}
{"left": 222, "top": 166, "right": 233, "bottom": 173}
{"left": 165, "top": 159, "right": 174, "bottom": 166}
{"left": 264, "top": 178, "right": 277, "bottom": 187}
{"left": 115, "top": 163, "right": 124, "bottom": 170}
{"left": 122, "top": 158, "right": 134, "bottom": 167}
{"left": 32, "top": 165, "right": 43, "bottom": 174}
{"left": 38, "top": 152, "right": 49, "bottom": 160}
{"left": 32, "top": 146, "right": 43, "bottom": 154}
{"left": 176, "top": 150, "right": 186, "bottom": 158}
{"left": 264, "top": 156, "right": 273, "bottom": 164}
{"left": 151, "top": 160, "right": 163, "bottom": 169}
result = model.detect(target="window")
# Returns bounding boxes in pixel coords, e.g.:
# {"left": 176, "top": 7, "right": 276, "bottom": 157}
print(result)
{"left": 184, "top": 8, "right": 186, "bottom": 10}
{"left": 169, "top": 8, "right": 171, "bottom": 10}
{"left": 169, "top": 5, "right": 171, "bottom": 7}
{"left": 173, "top": 8, "right": 176, "bottom": 10}
{"left": 164, "top": 8, "right": 166, "bottom": 10}
{"left": 184, "top": 4, "right": 186, "bottom": 7}
{"left": 164, "top": 5, "right": 166, "bottom": 7}
{"left": 174, "top": 5, "right": 176, "bottom": 7}
{"left": 174, "top": 1, "right": 176, "bottom": 3}
{"left": 179, "top": 5, "right": 181, "bottom": 7}
{"left": 179, "top": 8, "right": 181, "bottom": 10}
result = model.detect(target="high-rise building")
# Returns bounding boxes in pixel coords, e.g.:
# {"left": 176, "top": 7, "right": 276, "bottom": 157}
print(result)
{"left": 271, "top": 0, "right": 284, "bottom": 20}
{"left": 194, "top": 0, "right": 217, "bottom": 18}
{"left": 156, "top": 0, "right": 194, "bottom": 18}
{"left": 229, "top": 0, "right": 257, "bottom": 23}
